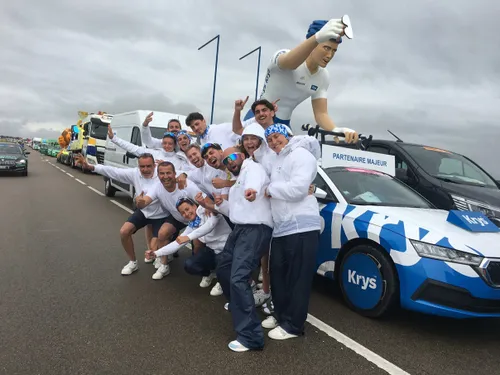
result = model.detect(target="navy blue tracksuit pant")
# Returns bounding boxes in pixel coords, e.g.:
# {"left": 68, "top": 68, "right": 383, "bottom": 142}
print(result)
{"left": 270, "top": 230, "right": 320, "bottom": 336}
{"left": 216, "top": 224, "right": 273, "bottom": 349}
{"left": 184, "top": 245, "right": 219, "bottom": 277}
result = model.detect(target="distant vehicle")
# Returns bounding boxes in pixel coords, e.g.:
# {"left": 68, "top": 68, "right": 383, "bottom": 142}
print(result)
{"left": 102, "top": 110, "right": 187, "bottom": 199}
{"left": 0, "top": 142, "right": 29, "bottom": 176}
{"left": 304, "top": 125, "right": 500, "bottom": 228}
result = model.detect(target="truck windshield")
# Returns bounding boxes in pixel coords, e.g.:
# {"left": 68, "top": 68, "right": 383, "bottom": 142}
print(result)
{"left": 325, "top": 167, "right": 432, "bottom": 208}
{"left": 89, "top": 120, "right": 109, "bottom": 140}
{"left": 400, "top": 144, "right": 497, "bottom": 188}
{"left": 150, "top": 126, "right": 169, "bottom": 139}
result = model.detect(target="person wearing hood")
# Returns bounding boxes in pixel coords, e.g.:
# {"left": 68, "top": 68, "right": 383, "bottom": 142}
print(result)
{"left": 238, "top": 124, "right": 272, "bottom": 308}
{"left": 261, "top": 124, "right": 322, "bottom": 341}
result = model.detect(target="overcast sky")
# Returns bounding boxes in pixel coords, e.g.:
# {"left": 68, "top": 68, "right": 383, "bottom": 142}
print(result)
{"left": 1, "top": 0, "right": 499, "bottom": 176}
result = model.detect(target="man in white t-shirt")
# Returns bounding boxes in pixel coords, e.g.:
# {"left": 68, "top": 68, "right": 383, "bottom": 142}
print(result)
{"left": 136, "top": 161, "right": 203, "bottom": 279}
{"left": 242, "top": 17, "right": 358, "bottom": 143}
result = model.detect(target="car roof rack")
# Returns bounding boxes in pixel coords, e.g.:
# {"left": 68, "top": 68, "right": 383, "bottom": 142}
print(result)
{"left": 301, "top": 124, "right": 373, "bottom": 151}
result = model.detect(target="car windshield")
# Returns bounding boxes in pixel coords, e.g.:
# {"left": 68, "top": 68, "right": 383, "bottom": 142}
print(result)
{"left": 0, "top": 144, "right": 22, "bottom": 155}
{"left": 89, "top": 119, "right": 109, "bottom": 140}
{"left": 325, "top": 167, "right": 432, "bottom": 208}
{"left": 400, "top": 144, "right": 497, "bottom": 188}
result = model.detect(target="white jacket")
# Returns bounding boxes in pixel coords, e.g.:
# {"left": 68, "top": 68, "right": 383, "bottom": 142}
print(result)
{"left": 266, "top": 136, "right": 321, "bottom": 237}
{"left": 215, "top": 158, "right": 273, "bottom": 228}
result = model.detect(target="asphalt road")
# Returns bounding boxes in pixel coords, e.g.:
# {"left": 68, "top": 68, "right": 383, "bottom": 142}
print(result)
{"left": 1, "top": 152, "right": 500, "bottom": 375}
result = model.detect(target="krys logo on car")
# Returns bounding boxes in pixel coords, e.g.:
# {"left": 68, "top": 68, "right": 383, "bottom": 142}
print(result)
{"left": 342, "top": 253, "right": 383, "bottom": 310}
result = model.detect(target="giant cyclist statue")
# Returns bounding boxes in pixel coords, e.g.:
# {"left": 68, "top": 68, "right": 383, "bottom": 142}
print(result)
{"left": 243, "top": 16, "right": 359, "bottom": 143}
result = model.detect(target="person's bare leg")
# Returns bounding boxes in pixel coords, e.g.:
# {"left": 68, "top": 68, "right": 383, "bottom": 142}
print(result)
{"left": 157, "top": 223, "right": 177, "bottom": 265}
{"left": 145, "top": 224, "right": 153, "bottom": 250}
{"left": 119, "top": 222, "right": 137, "bottom": 261}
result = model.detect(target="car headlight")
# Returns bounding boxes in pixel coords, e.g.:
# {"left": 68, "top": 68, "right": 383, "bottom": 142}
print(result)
{"left": 16, "top": 159, "right": 26, "bottom": 164}
{"left": 410, "top": 240, "right": 484, "bottom": 266}
{"left": 451, "top": 195, "right": 500, "bottom": 224}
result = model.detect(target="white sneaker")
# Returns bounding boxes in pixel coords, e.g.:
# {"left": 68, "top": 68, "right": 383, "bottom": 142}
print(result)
{"left": 154, "top": 257, "right": 161, "bottom": 269}
{"left": 210, "top": 282, "right": 223, "bottom": 296}
{"left": 228, "top": 340, "right": 249, "bottom": 352}
{"left": 262, "top": 316, "right": 278, "bottom": 329}
{"left": 152, "top": 264, "right": 170, "bottom": 280}
{"left": 199, "top": 272, "right": 216, "bottom": 288}
{"left": 268, "top": 326, "right": 299, "bottom": 341}
{"left": 262, "top": 301, "right": 274, "bottom": 315}
{"left": 121, "top": 261, "right": 139, "bottom": 275}
{"left": 144, "top": 252, "right": 154, "bottom": 263}
{"left": 253, "top": 289, "right": 271, "bottom": 307}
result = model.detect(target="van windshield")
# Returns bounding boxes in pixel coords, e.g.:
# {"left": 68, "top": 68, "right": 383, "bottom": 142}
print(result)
{"left": 400, "top": 144, "right": 497, "bottom": 188}
{"left": 150, "top": 127, "right": 169, "bottom": 139}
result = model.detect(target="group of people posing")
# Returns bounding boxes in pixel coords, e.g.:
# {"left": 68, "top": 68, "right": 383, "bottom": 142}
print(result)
{"left": 77, "top": 16, "right": 358, "bottom": 352}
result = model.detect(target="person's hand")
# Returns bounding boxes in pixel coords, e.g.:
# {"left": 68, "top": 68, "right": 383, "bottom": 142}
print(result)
{"left": 272, "top": 99, "right": 280, "bottom": 113}
{"left": 213, "top": 193, "right": 223, "bottom": 206}
{"left": 107, "top": 125, "right": 114, "bottom": 139}
{"left": 143, "top": 112, "right": 153, "bottom": 127}
{"left": 155, "top": 159, "right": 164, "bottom": 165}
{"left": 177, "top": 173, "right": 187, "bottom": 189}
{"left": 75, "top": 154, "right": 92, "bottom": 170}
{"left": 135, "top": 191, "right": 146, "bottom": 207}
{"left": 235, "top": 96, "right": 249, "bottom": 112}
{"left": 245, "top": 189, "right": 257, "bottom": 202}
{"left": 176, "top": 235, "right": 190, "bottom": 244}
{"left": 308, "top": 184, "right": 315, "bottom": 195}
{"left": 195, "top": 192, "right": 205, "bottom": 207}
{"left": 212, "top": 177, "right": 227, "bottom": 189}
{"left": 315, "top": 18, "right": 345, "bottom": 43}
{"left": 334, "top": 127, "right": 359, "bottom": 144}
{"left": 145, "top": 250, "right": 156, "bottom": 260}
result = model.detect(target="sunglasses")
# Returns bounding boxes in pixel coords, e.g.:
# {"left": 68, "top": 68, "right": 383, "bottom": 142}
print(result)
{"left": 163, "top": 132, "right": 177, "bottom": 140}
{"left": 201, "top": 142, "right": 222, "bottom": 158}
{"left": 175, "top": 197, "right": 197, "bottom": 209}
{"left": 222, "top": 152, "right": 242, "bottom": 166}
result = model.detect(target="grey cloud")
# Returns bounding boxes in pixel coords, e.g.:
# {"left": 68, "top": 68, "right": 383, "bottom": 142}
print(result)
{"left": 0, "top": 0, "right": 499, "bottom": 177}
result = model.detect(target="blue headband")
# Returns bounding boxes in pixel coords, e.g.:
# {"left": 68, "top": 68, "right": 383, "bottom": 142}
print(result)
{"left": 306, "top": 20, "right": 342, "bottom": 43}
{"left": 176, "top": 130, "right": 191, "bottom": 140}
{"left": 265, "top": 124, "right": 290, "bottom": 139}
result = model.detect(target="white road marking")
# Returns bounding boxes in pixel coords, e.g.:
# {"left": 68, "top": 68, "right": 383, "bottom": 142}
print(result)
{"left": 75, "top": 178, "right": 86, "bottom": 185}
{"left": 109, "top": 200, "right": 134, "bottom": 214}
{"left": 66, "top": 173, "right": 74, "bottom": 178}
{"left": 306, "top": 314, "right": 410, "bottom": 375}
{"left": 87, "top": 186, "right": 105, "bottom": 196}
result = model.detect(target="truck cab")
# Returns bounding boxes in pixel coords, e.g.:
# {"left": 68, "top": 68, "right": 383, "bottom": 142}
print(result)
{"left": 82, "top": 112, "right": 113, "bottom": 167}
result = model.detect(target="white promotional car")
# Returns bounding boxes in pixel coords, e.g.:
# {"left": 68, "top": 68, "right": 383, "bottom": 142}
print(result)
{"left": 311, "top": 134, "right": 500, "bottom": 319}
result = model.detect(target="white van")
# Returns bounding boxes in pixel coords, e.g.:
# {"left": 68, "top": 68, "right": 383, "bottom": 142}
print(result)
{"left": 102, "top": 110, "right": 189, "bottom": 200}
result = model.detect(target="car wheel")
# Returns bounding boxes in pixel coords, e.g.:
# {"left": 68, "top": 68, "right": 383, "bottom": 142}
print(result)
{"left": 338, "top": 244, "right": 399, "bottom": 318}
{"left": 22, "top": 170, "right": 28, "bottom": 176}
{"left": 104, "top": 178, "right": 117, "bottom": 197}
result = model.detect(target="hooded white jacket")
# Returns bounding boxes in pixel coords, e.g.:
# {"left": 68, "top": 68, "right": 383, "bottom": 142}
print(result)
{"left": 266, "top": 136, "right": 321, "bottom": 237}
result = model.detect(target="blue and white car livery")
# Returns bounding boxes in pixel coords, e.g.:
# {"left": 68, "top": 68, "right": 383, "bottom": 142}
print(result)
{"left": 313, "top": 143, "right": 500, "bottom": 319}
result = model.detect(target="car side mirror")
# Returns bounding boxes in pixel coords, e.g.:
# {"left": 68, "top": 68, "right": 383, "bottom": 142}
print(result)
{"left": 314, "top": 187, "right": 328, "bottom": 200}
{"left": 126, "top": 151, "right": 137, "bottom": 159}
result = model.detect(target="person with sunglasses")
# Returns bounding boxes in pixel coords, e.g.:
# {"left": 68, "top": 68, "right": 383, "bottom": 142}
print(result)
{"left": 261, "top": 124, "right": 321, "bottom": 341}
{"left": 145, "top": 197, "right": 232, "bottom": 297}
{"left": 135, "top": 161, "right": 205, "bottom": 280}
{"left": 74, "top": 153, "right": 168, "bottom": 276}
{"left": 213, "top": 146, "right": 273, "bottom": 353}
{"left": 106, "top": 125, "right": 189, "bottom": 173}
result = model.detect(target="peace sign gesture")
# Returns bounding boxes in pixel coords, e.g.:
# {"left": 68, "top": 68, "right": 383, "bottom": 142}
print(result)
{"left": 234, "top": 96, "right": 249, "bottom": 112}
